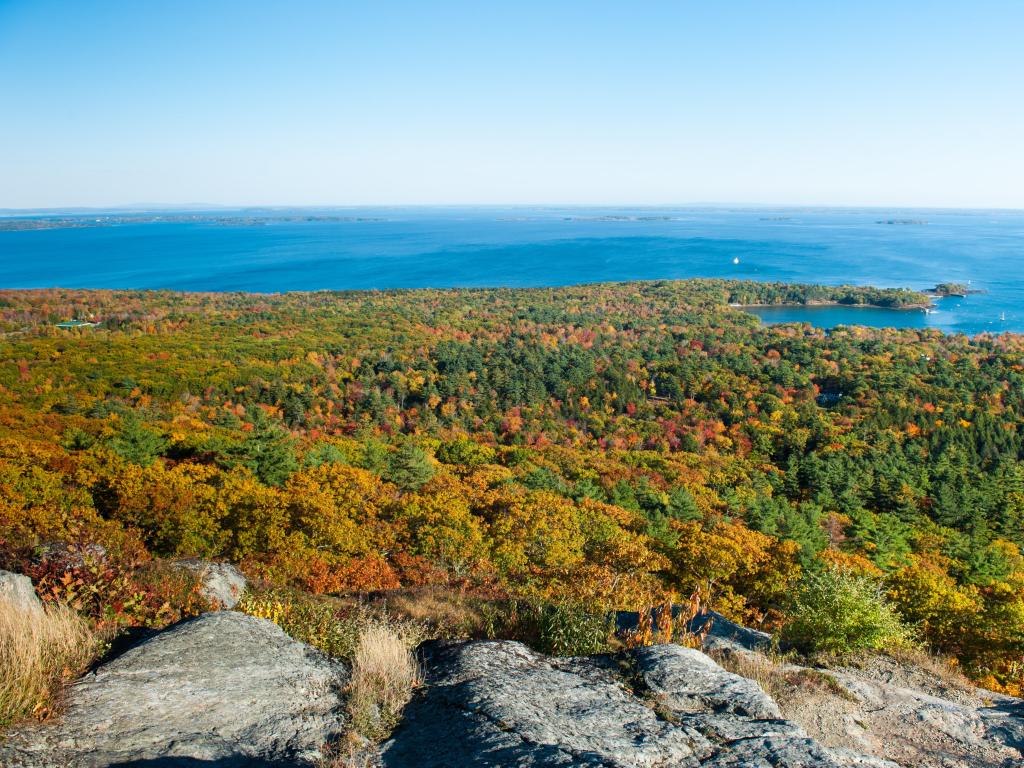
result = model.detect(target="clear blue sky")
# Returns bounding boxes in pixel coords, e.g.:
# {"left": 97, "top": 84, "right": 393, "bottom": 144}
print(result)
{"left": 1, "top": 0, "right": 1021, "bottom": 209}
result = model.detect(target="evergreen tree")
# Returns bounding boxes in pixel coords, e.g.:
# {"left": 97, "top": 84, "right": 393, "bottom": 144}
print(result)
{"left": 667, "top": 486, "right": 702, "bottom": 522}
{"left": 231, "top": 408, "right": 298, "bottom": 486}
{"left": 109, "top": 413, "right": 167, "bottom": 467}
{"left": 387, "top": 442, "right": 436, "bottom": 492}
{"left": 303, "top": 441, "right": 347, "bottom": 468}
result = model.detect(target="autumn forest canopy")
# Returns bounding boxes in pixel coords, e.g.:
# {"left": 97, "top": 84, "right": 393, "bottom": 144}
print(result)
{"left": 4, "top": 278, "right": 1024, "bottom": 692}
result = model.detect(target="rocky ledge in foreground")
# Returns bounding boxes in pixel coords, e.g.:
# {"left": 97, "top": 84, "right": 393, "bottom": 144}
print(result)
{"left": 2, "top": 605, "right": 1022, "bottom": 767}
{"left": 0, "top": 611, "right": 348, "bottom": 768}
{"left": 381, "top": 640, "right": 872, "bottom": 767}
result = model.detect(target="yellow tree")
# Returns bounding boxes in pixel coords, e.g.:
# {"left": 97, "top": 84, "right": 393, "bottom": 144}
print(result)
{"left": 668, "top": 519, "right": 801, "bottom": 628}
{"left": 484, "top": 490, "right": 586, "bottom": 580}
{"left": 284, "top": 464, "right": 396, "bottom": 564}
{"left": 99, "top": 461, "right": 226, "bottom": 557}
{"left": 394, "top": 475, "right": 485, "bottom": 573}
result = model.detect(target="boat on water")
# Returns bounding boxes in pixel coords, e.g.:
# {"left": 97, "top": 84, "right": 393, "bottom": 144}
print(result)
{"left": 732, "top": 257, "right": 740, "bottom": 265}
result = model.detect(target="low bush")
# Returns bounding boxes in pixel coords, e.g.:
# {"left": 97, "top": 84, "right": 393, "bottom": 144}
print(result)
{"left": 481, "top": 598, "right": 613, "bottom": 656}
{"left": 781, "top": 567, "right": 914, "bottom": 657}
{"left": 236, "top": 589, "right": 364, "bottom": 658}
{"left": 620, "top": 594, "right": 710, "bottom": 650}
{"left": 236, "top": 588, "right": 427, "bottom": 661}
{"left": 0, "top": 600, "right": 100, "bottom": 727}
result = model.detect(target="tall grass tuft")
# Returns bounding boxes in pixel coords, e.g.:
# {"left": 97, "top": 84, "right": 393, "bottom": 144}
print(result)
{"left": 347, "top": 623, "right": 421, "bottom": 741}
{"left": 0, "top": 600, "right": 99, "bottom": 728}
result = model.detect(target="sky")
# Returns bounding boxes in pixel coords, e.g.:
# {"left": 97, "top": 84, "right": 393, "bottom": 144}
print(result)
{"left": 1, "top": 1, "right": 1022, "bottom": 209}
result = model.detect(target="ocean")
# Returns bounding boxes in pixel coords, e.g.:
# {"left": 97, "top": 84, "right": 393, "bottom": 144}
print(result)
{"left": 2, "top": 206, "right": 1023, "bottom": 335}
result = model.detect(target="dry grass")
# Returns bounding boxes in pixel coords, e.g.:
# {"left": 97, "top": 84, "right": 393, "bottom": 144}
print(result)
{"left": 347, "top": 623, "right": 421, "bottom": 741}
{"left": 0, "top": 600, "right": 99, "bottom": 728}
{"left": 710, "top": 648, "right": 857, "bottom": 706}
{"left": 882, "top": 647, "right": 974, "bottom": 690}
{"left": 843, "top": 647, "right": 980, "bottom": 704}
{"left": 316, "top": 732, "right": 378, "bottom": 768}
{"left": 385, "top": 588, "right": 484, "bottom": 638}
{"left": 710, "top": 648, "right": 792, "bottom": 702}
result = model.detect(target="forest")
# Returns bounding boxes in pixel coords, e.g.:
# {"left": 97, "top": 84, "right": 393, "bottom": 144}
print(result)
{"left": 3, "top": 278, "right": 1024, "bottom": 695}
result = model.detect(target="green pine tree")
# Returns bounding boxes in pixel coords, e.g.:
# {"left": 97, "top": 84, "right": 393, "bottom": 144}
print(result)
{"left": 386, "top": 442, "right": 436, "bottom": 492}
{"left": 232, "top": 408, "right": 298, "bottom": 486}
{"left": 109, "top": 413, "right": 167, "bottom": 467}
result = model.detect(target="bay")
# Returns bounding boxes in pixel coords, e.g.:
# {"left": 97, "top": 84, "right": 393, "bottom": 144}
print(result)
{"left": 1, "top": 206, "right": 1022, "bottom": 335}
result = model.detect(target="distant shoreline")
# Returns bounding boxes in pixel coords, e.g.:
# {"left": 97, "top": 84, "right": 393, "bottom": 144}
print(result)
{"left": 731, "top": 301, "right": 934, "bottom": 312}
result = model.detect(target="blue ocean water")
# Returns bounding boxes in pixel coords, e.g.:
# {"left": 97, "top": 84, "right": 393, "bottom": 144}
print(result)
{"left": 1, "top": 206, "right": 1023, "bottom": 335}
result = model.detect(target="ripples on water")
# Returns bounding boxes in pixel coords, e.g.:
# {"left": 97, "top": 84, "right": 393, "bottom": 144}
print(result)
{"left": 1, "top": 206, "right": 1022, "bottom": 335}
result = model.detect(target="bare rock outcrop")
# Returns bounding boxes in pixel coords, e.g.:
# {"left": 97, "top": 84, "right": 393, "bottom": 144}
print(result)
{"left": 170, "top": 558, "right": 248, "bottom": 609}
{"left": 0, "top": 568, "right": 42, "bottom": 614}
{"left": 2, "top": 597, "right": 1019, "bottom": 768}
{"left": 623, "top": 604, "right": 1024, "bottom": 768}
{"left": 0, "top": 611, "right": 348, "bottom": 767}
{"left": 380, "top": 639, "right": 856, "bottom": 767}
{"left": 763, "top": 652, "right": 1024, "bottom": 768}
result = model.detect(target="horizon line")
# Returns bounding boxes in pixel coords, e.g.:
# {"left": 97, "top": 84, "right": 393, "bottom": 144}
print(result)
{"left": 2, "top": 202, "right": 1024, "bottom": 214}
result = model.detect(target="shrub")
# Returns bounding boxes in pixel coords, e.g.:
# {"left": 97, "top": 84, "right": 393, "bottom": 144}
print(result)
{"left": 781, "top": 567, "right": 914, "bottom": 656}
{"left": 236, "top": 589, "right": 363, "bottom": 658}
{"left": 27, "top": 553, "right": 214, "bottom": 630}
{"left": 481, "top": 598, "right": 613, "bottom": 656}
{"left": 0, "top": 600, "right": 100, "bottom": 727}
{"left": 532, "top": 600, "right": 612, "bottom": 656}
{"left": 347, "top": 624, "right": 421, "bottom": 741}
{"left": 620, "top": 594, "right": 710, "bottom": 650}
{"left": 236, "top": 589, "right": 427, "bottom": 662}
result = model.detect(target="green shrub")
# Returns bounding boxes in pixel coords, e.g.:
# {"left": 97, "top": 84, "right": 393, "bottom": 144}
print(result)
{"left": 236, "top": 589, "right": 425, "bottom": 661}
{"left": 481, "top": 598, "right": 613, "bottom": 656}
{"left": 236, "top": 589, "right": 362, "bottom": 658}
{"left": 782, "top": 567, "right": 914, "bottom": 656}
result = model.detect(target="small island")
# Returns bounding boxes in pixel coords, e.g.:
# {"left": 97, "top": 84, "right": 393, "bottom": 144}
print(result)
{"left": 561, "top": 215, "right": 679, "bottom": 222}
{"left": 924, "top": 282, "right": 986, "bottom": 298}
{"left": 722, "top": 280, "right": 933, "bottom": 310}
